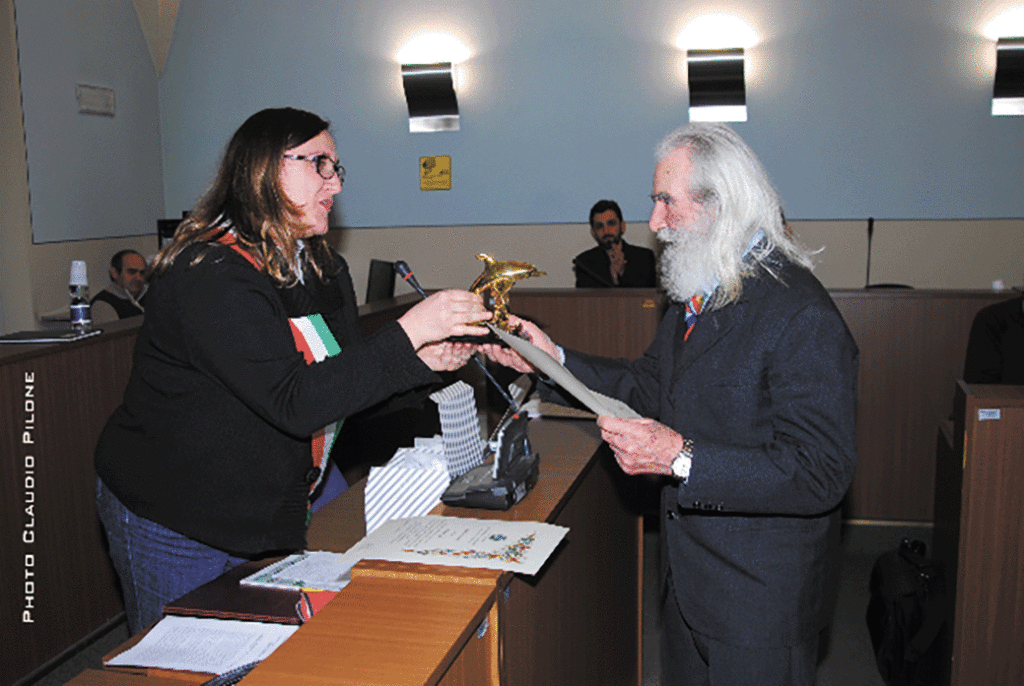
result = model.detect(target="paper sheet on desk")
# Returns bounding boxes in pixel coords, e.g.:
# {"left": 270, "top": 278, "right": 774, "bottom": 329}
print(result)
{"left": 350, "top": 515, "right": 568, "bottom": 576}
{"left": 105, "top": 615, "right": 297, "bottom": 674}
{"left": 487, "top": 324, "right": 641, "bottom": 419}
{"left": 240, "top": 550, "right": 357, "bottom": 592}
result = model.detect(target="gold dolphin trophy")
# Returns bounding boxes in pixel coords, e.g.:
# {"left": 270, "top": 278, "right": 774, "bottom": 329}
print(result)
{"left": 469, "top": 253, "right": 546, "bottom": 335}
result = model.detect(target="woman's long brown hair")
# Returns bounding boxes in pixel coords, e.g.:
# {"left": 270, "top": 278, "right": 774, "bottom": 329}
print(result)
{"left": 150, "top": 108, "right": 337, "bottom": 286}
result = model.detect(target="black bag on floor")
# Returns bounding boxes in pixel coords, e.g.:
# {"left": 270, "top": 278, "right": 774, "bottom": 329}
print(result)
{"left": 866, "top": 538, "right": 945, "bottom": 686}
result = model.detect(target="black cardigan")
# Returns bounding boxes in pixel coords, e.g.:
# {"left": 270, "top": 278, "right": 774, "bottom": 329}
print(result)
{"left": 95, "top": 243, "right": 438, "bottom": 555}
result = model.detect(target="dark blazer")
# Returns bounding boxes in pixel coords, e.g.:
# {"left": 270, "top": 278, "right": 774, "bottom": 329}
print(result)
{"left": 96, "top": 243, "right": 438, "bottom": 555}
{"left": 564, "top": 255, "right": 859, "bottom": 646}
{"left": 574, "top": 240, "right": 656, "bottom": 287}
{"left": 963, "top": 295, "right": 1024, "bottom": 384}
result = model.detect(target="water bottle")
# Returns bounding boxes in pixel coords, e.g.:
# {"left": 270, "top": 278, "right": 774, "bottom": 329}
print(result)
{"left": 69, "top": 260, "right": 91, "bottom": 332}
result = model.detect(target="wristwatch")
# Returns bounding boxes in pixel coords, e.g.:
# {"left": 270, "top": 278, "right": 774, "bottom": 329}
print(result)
{"left": 670, "top": 437, "right": 694, "bottom": 482}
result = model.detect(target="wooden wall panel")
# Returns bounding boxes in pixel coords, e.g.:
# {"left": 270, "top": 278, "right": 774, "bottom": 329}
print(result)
{"left": 2, "top": 319, "right": 139, "bottom": 685}
{"left": 830, "top": 290, "right": 1008, "bottom": 521}
{"left": 510, "top": 288, "right": 665, "bottom": 359}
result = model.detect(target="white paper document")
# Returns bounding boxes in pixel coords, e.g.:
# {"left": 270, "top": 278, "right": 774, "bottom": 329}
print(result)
{"left": 349, "top": 515, "right": 569, "bottom": 576}
{"left": 239, "top": 551, "right": 357, "bottom": 592}
{"left": 105, "top": 615, "right": 298, "bottom": 674}
{"left": 487, "top": 324, "right": 641, "bottom": 419}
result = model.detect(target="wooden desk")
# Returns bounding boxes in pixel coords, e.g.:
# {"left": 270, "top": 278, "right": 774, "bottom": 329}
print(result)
{"left": 65, "top": 669, "right": 186, "bottom": 686}
{"left": 250, "top": 418, "right": 642, "bottom": 685}
{"left": 100, "top": 418, "right": 641, "bottom": 686}
{"left": 1, "top": 317, "right": 140, "bottom": 685}
{"left": 933, "top": 383, "right": 1024, "bottom": 686}
{"left": 245, "top": 571, "right": 500, "bottom": 686}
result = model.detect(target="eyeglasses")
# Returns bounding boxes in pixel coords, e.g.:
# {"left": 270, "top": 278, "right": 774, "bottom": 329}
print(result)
{"left": 282, "top": 154, "right": 346, "bottom": 182}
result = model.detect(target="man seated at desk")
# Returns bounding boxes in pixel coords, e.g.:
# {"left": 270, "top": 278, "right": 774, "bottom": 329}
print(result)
{"left": 91, "top": 249, "right": 148, "bottom": 323}
{"left": 963, "top": 289, "right": 1024, "bottom": 384}
{"left": 573, "top": 199, "right": 656, "bottom": 287}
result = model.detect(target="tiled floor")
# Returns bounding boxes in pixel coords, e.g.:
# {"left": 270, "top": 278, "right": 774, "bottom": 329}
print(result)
{"left": 23, "top": 522, "right": 930, "bottom": 686}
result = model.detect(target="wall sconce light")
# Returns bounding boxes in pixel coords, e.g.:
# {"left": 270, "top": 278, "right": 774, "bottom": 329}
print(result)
{"left": 992, "top": 37, "right": 1024, "bottom": 116}
{"left": 401, "top": 62, "right": 460, "bottom": 133}
{"left": 687, "top": 48, "right": 747, "bottom": 122}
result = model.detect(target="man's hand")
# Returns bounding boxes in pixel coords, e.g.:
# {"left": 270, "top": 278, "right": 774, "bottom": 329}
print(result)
{"left": 416, "top": 341, "right": 477, "bottom": 371}
{"left": 597, "top": 416, "right": 684, "bottom": 476}
{"left": 608, "top": 242, "right": 626, "bottom": 284}
{"left": 479, "top": 315, "right": 559, "bottom": 373}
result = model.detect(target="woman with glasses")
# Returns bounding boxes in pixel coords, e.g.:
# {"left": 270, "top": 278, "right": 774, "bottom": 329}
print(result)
{"left": 94, "top": 108, "right": 489, "bottom": 634}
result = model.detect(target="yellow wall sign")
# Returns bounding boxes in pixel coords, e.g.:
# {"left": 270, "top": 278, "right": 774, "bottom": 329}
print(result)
{"left": 419, "top": 156, "right": 452, "bottom": 191}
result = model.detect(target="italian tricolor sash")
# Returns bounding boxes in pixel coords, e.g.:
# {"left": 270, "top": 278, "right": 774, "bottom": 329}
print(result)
{"left": 288, "top": 314, "right": 343, "bottom": 501}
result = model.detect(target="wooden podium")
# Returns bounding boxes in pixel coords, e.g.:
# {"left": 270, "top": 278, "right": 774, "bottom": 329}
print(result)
{"left": 933, "top": 382, "right": 1024, "bottom": 686}
{"left": 94, "top": 418, "right": 642, "bottom": 686}
{"left": 259, "top": 418, "right": 642, "bottom": 686}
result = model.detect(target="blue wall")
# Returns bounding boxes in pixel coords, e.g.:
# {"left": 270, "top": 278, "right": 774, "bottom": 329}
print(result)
{"left": 158, "top": 0, "right": 1022, "bottom": 227}
{"left": 16, "top": 0, "right": 163, "bottom": 243}
{"left": 19, "top": 1, "right": 1024, "bottom": 242}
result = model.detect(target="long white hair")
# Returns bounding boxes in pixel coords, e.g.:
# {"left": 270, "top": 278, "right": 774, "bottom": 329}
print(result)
{"left": 654, "top": 123, "right": 813, "bottom": 309}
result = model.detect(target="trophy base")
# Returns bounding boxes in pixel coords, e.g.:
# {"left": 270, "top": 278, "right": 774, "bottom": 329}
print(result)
{"left": 450, "top": 322, "right": 525, "bottom": 347}
{"left": 450, "top": 331, "right": 503, "bottom": 345}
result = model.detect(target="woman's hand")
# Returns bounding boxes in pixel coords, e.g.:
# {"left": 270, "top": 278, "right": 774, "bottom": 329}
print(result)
{"left": 479, "top": 315, "right": 559, "bottom": 373}
{"left": 596, "top": 416, "right": 683, "bottom": 476}
{"left": 417, "top": 341, "right": 478, "bottom": 371}
{"left": 398, "top": 290, "right": 491, "bottom": 350}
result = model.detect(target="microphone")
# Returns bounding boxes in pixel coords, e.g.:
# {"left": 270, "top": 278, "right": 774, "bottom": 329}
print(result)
{"left": 393, "top": 260, "right": 428, "bottom": 299}
{"left": 393, "top": 260, "right": 520, "bottom": 412}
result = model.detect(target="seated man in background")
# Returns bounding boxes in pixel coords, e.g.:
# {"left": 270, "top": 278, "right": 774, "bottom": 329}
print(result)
{"left": 91, "top": 249, "right": 148, "bottom": 323}
{"left": 963, "top": 290, "right": 1024, "bottom": 384}
{"left": 573, "top": 199, "right": 656, "bottom": 287}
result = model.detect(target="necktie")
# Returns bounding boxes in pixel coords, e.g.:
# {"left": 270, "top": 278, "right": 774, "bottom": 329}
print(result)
{"left": 684, "top": 294, "right": 704, "bottom": 341}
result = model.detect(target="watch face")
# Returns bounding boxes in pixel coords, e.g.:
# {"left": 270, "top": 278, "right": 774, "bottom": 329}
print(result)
{"left": 671, "top": 452, "right": 691, "bottom": 480}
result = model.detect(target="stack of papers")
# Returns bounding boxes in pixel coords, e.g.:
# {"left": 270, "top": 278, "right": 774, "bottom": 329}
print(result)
{"left": 239, "top": 551, "right": 357, "bottom": 592}
{"left": 105, "top": 615, "right": 297, "bottom": 674}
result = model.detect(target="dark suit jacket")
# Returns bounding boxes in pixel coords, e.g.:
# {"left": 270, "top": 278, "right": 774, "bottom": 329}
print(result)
{"left": 96, "top": 243, "right": 439, "bottom": 555}
{"left": 574, "top": 240, "right": 656, "bottom": 287}
{"left": 963, "top": 295, "right": 1024, "bottom": 384}
{"left": 564, "top": 256, "right": 859, "bottom": 646}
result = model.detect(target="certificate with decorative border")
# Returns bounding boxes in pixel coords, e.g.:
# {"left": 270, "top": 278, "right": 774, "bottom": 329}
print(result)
{"left": 348, "top": 515, "right": 568, "bottom": 576}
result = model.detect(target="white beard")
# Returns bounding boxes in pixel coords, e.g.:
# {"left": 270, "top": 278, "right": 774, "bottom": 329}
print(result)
{"left": 656, "top": 227, "right": 720, "bottom": 303}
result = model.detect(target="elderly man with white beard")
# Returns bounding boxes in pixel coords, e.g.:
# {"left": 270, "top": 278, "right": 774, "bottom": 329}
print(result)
{"left": 483, "top": 123, "right": 859, "bottom": 686}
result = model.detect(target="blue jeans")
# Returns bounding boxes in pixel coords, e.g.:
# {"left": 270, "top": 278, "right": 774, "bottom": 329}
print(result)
{"left": 96, "top": 479, "right": 246, "bottom": 635}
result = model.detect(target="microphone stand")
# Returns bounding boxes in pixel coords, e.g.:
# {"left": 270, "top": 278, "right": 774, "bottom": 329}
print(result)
{"left": 572, "top": 257, "right": 615, "bottom": 287}
{"left": 865, "top": 217, "right": 874, "bottom": 289}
